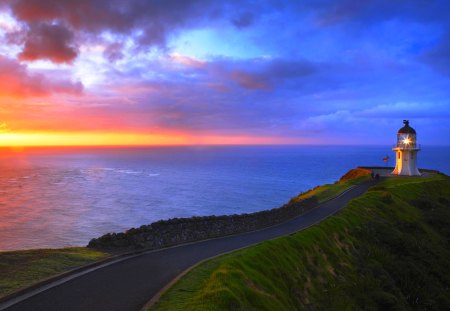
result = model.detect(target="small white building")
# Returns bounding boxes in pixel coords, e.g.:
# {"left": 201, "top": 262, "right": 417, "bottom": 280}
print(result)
{"left": 392, "top": 120, "right": 421, "bottom": 176}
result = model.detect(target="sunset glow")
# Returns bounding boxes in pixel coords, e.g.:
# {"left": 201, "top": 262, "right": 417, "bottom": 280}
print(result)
{"left": 0, "top": 1, "right": 448, "bottom": 146}
{"left": 0, "top": 131, "right": 308, "bottom": 147}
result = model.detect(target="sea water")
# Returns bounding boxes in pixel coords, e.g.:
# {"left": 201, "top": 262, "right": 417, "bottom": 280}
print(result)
{"left": 0, "top": 145, "right": 448, "bottom": 251}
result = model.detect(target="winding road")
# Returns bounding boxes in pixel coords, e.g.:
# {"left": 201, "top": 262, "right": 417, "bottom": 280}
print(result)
{"left": 0, "top": 179, "right": 378, "bottom": 311}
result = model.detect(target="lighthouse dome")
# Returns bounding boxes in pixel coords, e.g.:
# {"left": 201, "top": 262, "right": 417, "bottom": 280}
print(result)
{"left": 398, "top": 120, "right": 416, "bottom": 134}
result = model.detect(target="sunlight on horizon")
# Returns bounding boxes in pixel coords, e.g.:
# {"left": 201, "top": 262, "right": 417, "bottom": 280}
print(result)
{"left": 0, "top": 131, "right": 308, "bottom": 147}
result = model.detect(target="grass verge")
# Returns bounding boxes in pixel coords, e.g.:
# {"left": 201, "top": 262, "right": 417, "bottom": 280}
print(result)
{"left": 0, "top": 247, "right": 110, "bottom": 298}
{"left": 151, "top": 173, "right": 450, "bottom": 310}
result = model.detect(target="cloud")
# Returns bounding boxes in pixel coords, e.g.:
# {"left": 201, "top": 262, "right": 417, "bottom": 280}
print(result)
{"left": 65, "top": 41, "right": 449, "bottom": 141}
{"left": 357, "top": 102, "right": 450, "bottom": 118}
{"left": 89, "top": 51, "right": 446, "bottom": 137}
{"left": 3, "top": 0, "right": 223, "bottom": 63}
{"left": 232, "top": 12, "right": 255, "bottom": 29}
{"left": 1, "top": 1, "right": 277, "bottom": 63}
{"left": 314, "top": 0, "right": 449, "bottom": 27}
{"left": 299, "top": 110, "right": 355, "bottom": 132}
{"left": 420, "top": 30, "right": 450, "bottom": 76}
{"left": 3, "top": 0, "right": 450, "bottom": 65}
{"left": 115, "top": 55, "right": 316, "bottom": 92}
{"left": 0, "top": 55, "right": 83, "bottom": 97}
{"left": 103, "top": 42, "right": 124, "bottom": 62}
{"left": 208, "top": 58, "right": 317, "bottom": 91}
{"left": 0, "top": 1, "right": 449, "bottom": 145}
{"left": 18, "top": 23, "right": 77, "bottom": 63}
{"left": 0, "top": 122, "right": 10, "bottom": 133}
{"left": 230, "top": 70, "right": 270, "bottom": 90}
{"left": 170, "top": 53, "right": 206, "bottom": 68}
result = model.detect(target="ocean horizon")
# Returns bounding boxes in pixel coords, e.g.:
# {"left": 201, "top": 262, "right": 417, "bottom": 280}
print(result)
{"left": 1, "top": 145, "right": 449, "bottom": 251}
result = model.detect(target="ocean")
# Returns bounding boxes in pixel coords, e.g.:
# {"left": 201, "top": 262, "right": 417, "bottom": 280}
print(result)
{"left": 0, "top": 145, "right": 448, "bottom": 251}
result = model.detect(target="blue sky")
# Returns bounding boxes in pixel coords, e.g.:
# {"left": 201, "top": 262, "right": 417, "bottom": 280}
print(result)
{"left": 0, "top": 0, "right": 449, "bottom": 145}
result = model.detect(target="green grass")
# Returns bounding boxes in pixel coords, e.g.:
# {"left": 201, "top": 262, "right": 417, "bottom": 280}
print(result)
{"left": 151, "top": 173, "right": 450, "bottom": 311}
{"left": 0, "top": 247, "right": 110, "bottom": 298}
{"left": 290, "top": 168, "right": 371, "bottom": 203}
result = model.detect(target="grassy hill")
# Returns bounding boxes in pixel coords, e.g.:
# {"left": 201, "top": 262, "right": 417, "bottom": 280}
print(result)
{"left": 152, "top": 173, "right": 450, "bottom": 310}
{"left": 0, "top": 248, "right": 109, "bottom": 298}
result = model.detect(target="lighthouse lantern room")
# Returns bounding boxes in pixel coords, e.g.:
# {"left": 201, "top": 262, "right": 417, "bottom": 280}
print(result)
{"left": 392, "top": 120, "right": 421, "bottom": 176}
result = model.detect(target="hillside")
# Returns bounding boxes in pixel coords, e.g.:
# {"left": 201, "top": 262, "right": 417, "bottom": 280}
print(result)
{"left": 152, "top": 173, "right": 450, "bottom": 310}
{"left": 0, "top": 248, "right": 109, "bottom": 299}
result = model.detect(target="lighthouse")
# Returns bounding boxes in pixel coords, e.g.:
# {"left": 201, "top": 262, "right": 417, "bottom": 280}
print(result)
{"left": 392, "top": 120, "right": 421, "bottom": 176}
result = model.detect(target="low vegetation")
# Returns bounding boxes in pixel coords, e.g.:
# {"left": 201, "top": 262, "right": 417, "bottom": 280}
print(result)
{"left": 0, "top": 247, "right": 109, "bottom": 298}
{"left": 152, "top": 173, "right": 450, "bottom": 310}
{"left": 290, "top": 167, "right": 371, "bottom": 203}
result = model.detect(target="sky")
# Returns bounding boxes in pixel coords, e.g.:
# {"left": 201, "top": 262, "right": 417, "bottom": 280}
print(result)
{"left": 0, "top": 0, "right": 449, "bottom": 146}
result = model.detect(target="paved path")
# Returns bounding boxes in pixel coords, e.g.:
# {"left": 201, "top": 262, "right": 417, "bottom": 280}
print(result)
{"left": 1, "top": 179, "right": 378, "bottom": 311}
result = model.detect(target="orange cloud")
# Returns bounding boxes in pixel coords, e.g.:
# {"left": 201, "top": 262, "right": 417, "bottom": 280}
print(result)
{"left": 0, "top": 56, "right": 82, "bottom": 98}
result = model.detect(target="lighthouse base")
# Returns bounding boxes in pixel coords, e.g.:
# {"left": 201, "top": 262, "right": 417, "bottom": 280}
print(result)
{"left": 391, "top": 148, "right": 421, "bottom": 176}
{"left": 391, "top": 167, "right": 421, "bottom": 176}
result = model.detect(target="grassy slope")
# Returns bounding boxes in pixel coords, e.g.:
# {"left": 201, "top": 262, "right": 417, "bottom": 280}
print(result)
{"left": 0, "top": 247, "right": 109, "bottom": 298}
{"left": 290, "top": 168, "right": 371, "bottom": 203}
{"left": 152, "top": 173, "right": 450, "bottom": 311}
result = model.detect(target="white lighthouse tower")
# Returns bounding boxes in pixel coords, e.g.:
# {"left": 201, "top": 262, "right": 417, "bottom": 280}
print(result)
{"left": 392, "top": 120, "right": 421, "bottom": 176}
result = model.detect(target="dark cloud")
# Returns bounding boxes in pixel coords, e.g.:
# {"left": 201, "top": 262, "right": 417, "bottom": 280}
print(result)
{"left": 2, "top": 1, "right": 275, "bottom": 63}
{"left": 312, "top": 0, "right": 449, "bottom": 26}
{"left": 203, "top": 58, "right": 317, "bottom": 91}
{"left": 5, "top": 0, "right": 220, "bottom": 63}
{"left": 224, "top": 59, "right": 315, "bottom": 90}
{"left": 232, "top": 12, "right": 255, "bottom": 29}
{"left": 230, "top": 70, "right": 270, "bottom": 90}
{"left": 0, "top": 56, "right": 82, "bottom": 97}
{"left": 420, "top": 31, "right": 450, "bottom": 76}
{"left": 9, "top": 0, "right": 124, "bottom": 30}
{"left": 18, "top": 23, "right": 77, "bottom": 63}
{"left": 265, "top": 59, "right": 317, "bottom": 80}
{"left": 3, "top": 0, "right": 450, "bottom": 64}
